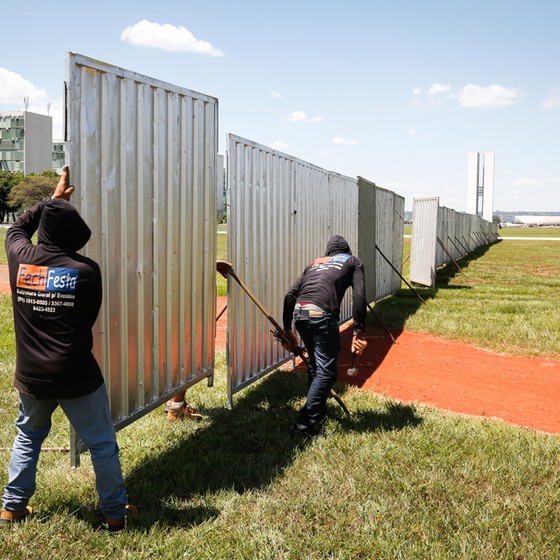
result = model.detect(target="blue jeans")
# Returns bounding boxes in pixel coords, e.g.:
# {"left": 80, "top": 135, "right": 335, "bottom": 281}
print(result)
{"left": 2, "top": 383, "right": 128, "bottom": 519}
{"left": 294, "top": 314, "right": 341, "bottom": 427}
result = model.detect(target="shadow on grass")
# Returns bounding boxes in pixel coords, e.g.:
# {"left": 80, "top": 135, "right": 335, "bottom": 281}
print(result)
{"left": 116, "top": 369, "right": 422, "bottom": 530}
{"left": 330, "top": 242, "right": 497, "bottom": 391}
{"left": 373, "top": 242, "right": 493, "bottom": 332}
{"left": 338, "top": 401, "right": 423, "bottom": 433}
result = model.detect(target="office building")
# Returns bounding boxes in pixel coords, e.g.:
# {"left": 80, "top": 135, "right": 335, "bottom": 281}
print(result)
{"left": 0, "top": 111, "right": 53, "bottom": 174}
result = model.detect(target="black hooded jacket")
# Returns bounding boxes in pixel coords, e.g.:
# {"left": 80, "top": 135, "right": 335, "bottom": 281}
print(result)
{"left": 5, "top": 198, "right": 104, "bottom": 399}
{"left": 283, "top": 235, "right": 366, "bottom": 333}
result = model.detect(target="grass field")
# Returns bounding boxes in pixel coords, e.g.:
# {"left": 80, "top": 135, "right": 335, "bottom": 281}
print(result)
{"left": 1, "top": 227, "right": 559, "bottom": 559}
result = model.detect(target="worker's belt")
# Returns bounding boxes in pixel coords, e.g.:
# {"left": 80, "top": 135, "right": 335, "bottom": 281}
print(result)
{"left": 294, "top": 302, "right": 327, "bottom": 318}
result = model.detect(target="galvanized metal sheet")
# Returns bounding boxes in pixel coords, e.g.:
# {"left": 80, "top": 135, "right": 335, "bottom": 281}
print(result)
{"left": 226, "top": 135, "right": 359, "bottom": 403}
{"left": 66, "top": 53, "right": 218, "bottom": 427}
{"left": 410, "top": 198, "right": 439, "bottom": 287}
{"left": 374, "top": 186, "right": 405, "bottom": 300}
{"left": 411, "top": 197, "right": 499, "bottom": 287}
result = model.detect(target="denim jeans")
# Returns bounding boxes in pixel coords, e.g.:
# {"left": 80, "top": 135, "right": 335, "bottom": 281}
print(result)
{"left": 2, "top": 383, "right": 128, "bottom": 519}
{"left": 294, "top": 311, "right": 341, "bottom": 427}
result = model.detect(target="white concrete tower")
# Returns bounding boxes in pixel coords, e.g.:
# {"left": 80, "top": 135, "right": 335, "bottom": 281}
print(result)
{"left": 466, "top": 152, "right": 495, "bottom": 222}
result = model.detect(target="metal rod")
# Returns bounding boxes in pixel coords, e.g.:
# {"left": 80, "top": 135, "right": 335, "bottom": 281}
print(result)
{"left": 437, "top": 237, "right": 465, "bottom": 276}
{"left": 374, "top": 245, "right": 425, "bottom": 304}
{"left": 216, "top": 303, "right": 227, "bottom": 322}
{"left": 367, "top": 302, "right": 396, "bottom": 343}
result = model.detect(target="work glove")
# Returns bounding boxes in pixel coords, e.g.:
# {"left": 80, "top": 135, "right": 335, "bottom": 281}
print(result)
{"left": 281, "top": 329, "right": 298, "bottom": 352}
{"left": 351, "top": 333, "right": 367, "bottom": 355}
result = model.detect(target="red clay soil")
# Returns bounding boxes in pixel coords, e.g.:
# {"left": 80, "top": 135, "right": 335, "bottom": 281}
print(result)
{"left": 2, "top": 269, "right": 558, "bottom": 435}
{"left": 214, "top": 295, "right": 560, "bottom": 435}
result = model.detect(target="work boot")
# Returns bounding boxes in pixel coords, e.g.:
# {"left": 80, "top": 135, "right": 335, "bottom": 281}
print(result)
{"left": 165, "top": 400, "right": 203, "bottom": 422}
{"left": 105, "top": 504, "right": 138, "bottom": 533}
{"left": 289, "top": 423, "right": 320, "bottom": 440}
{"left": 0, "top": 506, "right": 33, "bottom": 525}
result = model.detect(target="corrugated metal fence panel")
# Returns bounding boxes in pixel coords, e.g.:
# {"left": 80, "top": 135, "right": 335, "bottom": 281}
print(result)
{"left": 410, "top": 197, "right": 439, "bottom": 287}
{"left": 326, "top": 171, "right": 359, "bottom": 322}
{"left": 375, "top": 187, "right": 405, "bottom": 300}
{"left": 357, "top": 177, "right": 377, "bottom": 302}
{"left": 66, "top": 53, "right": 217, "bottom": 427}
{"left": 412, "top": 195, "right": 500, "bottom": 287}
{"left": 227, "top": 135, "right": 296, "bottom": 394}
{"left": 226, "top": 135, "right": 359, "bottom": 401}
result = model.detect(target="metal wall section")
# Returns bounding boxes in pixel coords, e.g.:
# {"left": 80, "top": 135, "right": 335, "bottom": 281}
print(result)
{"left": 410, "top": 198, "right": 439, "bottom": 287}
{"left": 374, "top": 186, "right": 405, "bottom": 300}
{"left": 226, "top": 135, "right": 359, "bottom": 403}
{"left": 357, "top": 177, "right": 376, "bottom": 302}
{"left": 410, "top": 197, "right": 499, "bottom": 287}
{"left": 66, "top": 53, "right": 218, "bottom": 428}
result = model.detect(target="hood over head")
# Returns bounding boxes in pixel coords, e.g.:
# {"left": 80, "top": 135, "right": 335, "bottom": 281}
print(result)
{"left": 325, "top": 235, "right": 352, "bottom": 256}
{"left": 38, "top": 198, "right": 91, "bottom": 252}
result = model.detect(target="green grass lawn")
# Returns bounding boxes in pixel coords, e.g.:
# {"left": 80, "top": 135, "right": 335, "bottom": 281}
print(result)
{"left": 498, "top": 226, "right": 560, "bottom": 237}
{"left": 1, "top": 227, "right": 560, "bottom": 558}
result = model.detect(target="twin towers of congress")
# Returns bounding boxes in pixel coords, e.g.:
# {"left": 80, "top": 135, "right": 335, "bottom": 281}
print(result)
{"left": 467, "top": 151, "right": 495, "bottom": 222}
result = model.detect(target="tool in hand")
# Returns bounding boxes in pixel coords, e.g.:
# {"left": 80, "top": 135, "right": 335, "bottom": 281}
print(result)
{"left": 346, "top": 353, "right": 358, "bottom": 377}
{"left": 217, "top": 260, "right": 350, "bottom": 416}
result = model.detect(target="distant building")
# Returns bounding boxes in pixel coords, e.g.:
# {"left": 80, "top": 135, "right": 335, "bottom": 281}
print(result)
{"left": 466, "top": 152, "right": 495, "bottom": 222}
{"left": 0, "top": 111, "right": 53, "bottom": 174}
{"left": 52, "top": 141, "right": 66, "bottom": 173}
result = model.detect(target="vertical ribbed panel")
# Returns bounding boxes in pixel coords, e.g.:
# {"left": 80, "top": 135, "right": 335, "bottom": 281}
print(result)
{"left": 374, "top": 186, "right": 405, "bottom": 300}
{"left": 66, "top": 53, "right": 218, "bottom": 427}
{"left": 411, "top": 197, "right": 499, "bottom": 287}
{"left": 226, "top": 135, "right": 358, "bottom": 401}
{"left": 410, "top": 198, "right": 440, "bottom": 287}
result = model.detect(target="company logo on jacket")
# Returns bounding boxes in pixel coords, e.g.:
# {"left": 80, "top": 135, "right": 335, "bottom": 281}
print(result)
{"left": 311, "top": 253, "right": 351, "bottom": 271}
{"left": 17, "top": 264, "right": 79, "bottom": 293}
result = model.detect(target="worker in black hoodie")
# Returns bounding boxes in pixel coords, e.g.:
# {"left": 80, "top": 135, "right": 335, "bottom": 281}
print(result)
{"left": 1, "top": 167, "right": 135, "bottom": 531}
{"left": 282, "top": 235, "right": 368, "bottom": 437}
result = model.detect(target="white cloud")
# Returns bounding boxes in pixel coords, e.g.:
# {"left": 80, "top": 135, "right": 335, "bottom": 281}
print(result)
{"left": 457, "top": 84, "right": 521, "bottom": 108}
{"left": 285, "top": 110, "right": 323, "bottom": 123}
{"left": 0, "top": 68, "right": 48, "bottom": 104}
{"left": 271, "top": 141, "right": 289, "bottom": 151}
{"left": 406, "top": 128, "right": 416, "bottom": 137}
{"left": 412, "top": 87, "right": 422, "bottom": 95}
{"left": 286, "top": 110, "right": 307, "bottom": 122}
{"left": 0, "top": 68, "right": 63, "bottom": 139}
{"left": 427, "top": 83, "right": 451, "bottom": 96}
{"left": 542, "top": 89, "right": 560, "bottom": 110}
{"left": 332, "top": 137, "right": 358, "bottom": 145}
{"left": 512, "top": 176, "right": 542, "bottom": 187}
{"left": 121, "top": 20, "right": 224, "bottom": 57}
{"left": 270, "top": 90, "right": 282, "bottom": 99}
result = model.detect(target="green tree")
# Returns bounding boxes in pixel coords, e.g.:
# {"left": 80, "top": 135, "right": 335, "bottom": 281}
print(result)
{"left": 8, "top": 173, "right": 58, "bottom": 210}
{"left": 0, "top": 171, "right": 24, "bottom": 222}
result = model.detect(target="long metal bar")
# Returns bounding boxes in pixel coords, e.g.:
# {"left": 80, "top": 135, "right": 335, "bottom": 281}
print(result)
{"left": 375, "top": 245, "right": 425, "bottom": 304}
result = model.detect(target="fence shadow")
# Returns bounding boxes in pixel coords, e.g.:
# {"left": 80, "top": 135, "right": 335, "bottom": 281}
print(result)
{"left": 117, "top": 368, "right": 422, "bottom": 531}
{"left": 333, "top": 242, "right": 495, "bottom": 390}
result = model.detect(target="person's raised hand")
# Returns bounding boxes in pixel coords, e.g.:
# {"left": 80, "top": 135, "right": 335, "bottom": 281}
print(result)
{"left": 51, "top": 165, "right": 75, "bottom": 201}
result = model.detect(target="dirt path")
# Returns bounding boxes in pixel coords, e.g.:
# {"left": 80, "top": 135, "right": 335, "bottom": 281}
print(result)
{"left": 215, "top": 295, "right": 560, "bottom": 435}
{"left": 3, "top": 273, "right": 558, "bottom": 434}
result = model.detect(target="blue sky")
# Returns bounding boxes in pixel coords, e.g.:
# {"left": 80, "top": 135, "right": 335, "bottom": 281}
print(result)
{"left": 1, "top": 0, "right": 558, "bottom": 211}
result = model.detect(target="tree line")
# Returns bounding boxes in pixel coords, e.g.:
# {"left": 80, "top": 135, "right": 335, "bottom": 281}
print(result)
{"left": 0, "top": 170, "right": 61, "bottom": 223}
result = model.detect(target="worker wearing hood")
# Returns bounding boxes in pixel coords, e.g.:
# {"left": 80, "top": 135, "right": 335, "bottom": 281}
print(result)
{"left": 282, "top": 235, "right": 368, "bottom": 438}
{"left": 2, "top": 167, "right": 134, "bottom": 531}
